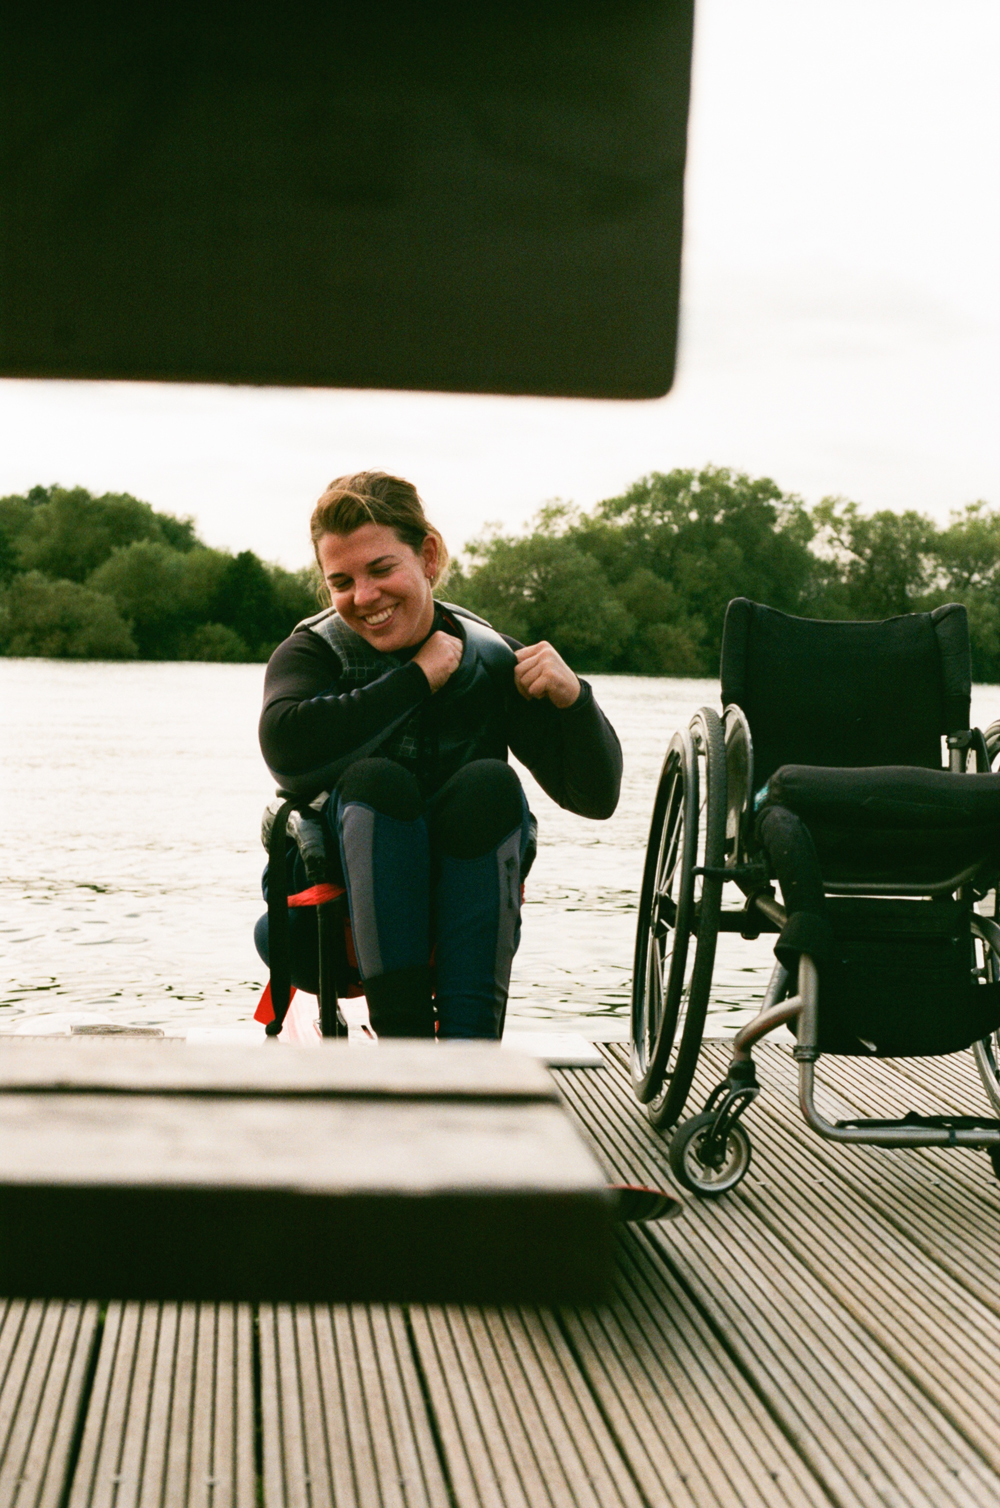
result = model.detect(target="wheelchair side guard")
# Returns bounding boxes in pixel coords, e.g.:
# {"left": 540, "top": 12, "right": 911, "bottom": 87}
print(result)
{"left": 670, "top": 948, "right": 1000, "bottom": 1196}
{"left": 793, "top": 952, "right": 998, "bottom": 1152}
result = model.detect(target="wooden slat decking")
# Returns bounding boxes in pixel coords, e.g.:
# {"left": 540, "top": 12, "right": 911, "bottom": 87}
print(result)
{"left": 258, "top": 1302, "right": 448, "bottom": 1508}
{"left": 0, "top": 1299, "right": 99, "bottom": 1508}
{"left": 2, "top": 1040, "right": 998, "bottom": 1506}
{"left": 66, "top": 1302, "right": 254, "bottom": 1508}
{"left": 583, "top": 1046, "right": 1000, "bottom": 1508}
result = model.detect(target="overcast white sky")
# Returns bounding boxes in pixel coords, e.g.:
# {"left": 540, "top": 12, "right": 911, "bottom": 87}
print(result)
{"left": 1, "top": 0, "right": 998, "bottom": 569}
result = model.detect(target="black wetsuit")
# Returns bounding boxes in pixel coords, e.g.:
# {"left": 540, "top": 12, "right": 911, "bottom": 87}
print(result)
{"left": 256, "top": 602, "right": 622, "bottom": 1037}
{"left": 259, "top": 603, "right": 622, "bottom": 815}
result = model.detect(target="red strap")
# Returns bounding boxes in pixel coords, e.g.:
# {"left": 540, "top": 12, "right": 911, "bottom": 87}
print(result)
{"left": 256, "top": 885, "right": 354, "bottom": 1023}
{"left": 255, "top": 980, "right": 298, "bottom": 1026}
{"left": 287, "top": 883, "right": 345, "bottom": 908}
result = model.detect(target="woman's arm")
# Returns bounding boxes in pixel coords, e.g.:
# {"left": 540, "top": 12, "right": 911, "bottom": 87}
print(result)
{"left": 259, "top": 630, "right": 430, "bottom": 779}
{"left": 502, "top": 640, "right": 623, "bottom": 818}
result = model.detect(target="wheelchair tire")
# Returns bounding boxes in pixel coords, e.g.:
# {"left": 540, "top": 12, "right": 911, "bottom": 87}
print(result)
{"left": 668, "top": 1111, "right": 752, "bottom": 1197}
{"left": 630, "top": 707, "right": 726, "bottom": 1127}
{"left": 984, "top": 719, "right": 1000, "bottom": 768}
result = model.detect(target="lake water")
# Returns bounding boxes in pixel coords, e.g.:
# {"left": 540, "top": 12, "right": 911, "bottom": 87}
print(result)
{"left": 4, "top": 661, "right": 1000, "bottom": 1041}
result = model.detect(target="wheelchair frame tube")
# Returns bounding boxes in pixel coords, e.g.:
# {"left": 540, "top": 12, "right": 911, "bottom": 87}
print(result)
{"left": 731, "top": 962, "right": 796, "bottom": 1062}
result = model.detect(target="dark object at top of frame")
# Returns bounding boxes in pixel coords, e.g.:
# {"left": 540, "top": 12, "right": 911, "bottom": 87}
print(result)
{"left": 0, "top": 2, "right": 694, "bottom": 399}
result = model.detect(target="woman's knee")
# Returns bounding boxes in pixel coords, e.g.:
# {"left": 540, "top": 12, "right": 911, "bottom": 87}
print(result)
{"left": 336, "top": 758, "right": 422, "bottom": 822}
{"left": 431, "top": 759, "right": 524, "bottom": 858}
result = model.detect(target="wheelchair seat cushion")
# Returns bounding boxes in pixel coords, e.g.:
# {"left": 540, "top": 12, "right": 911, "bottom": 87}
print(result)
{"left": 762, "top": 765, "right": 1000, "bottom": 886}
{"left": 767, "top": 764, "right": 1000, "bottom": 829}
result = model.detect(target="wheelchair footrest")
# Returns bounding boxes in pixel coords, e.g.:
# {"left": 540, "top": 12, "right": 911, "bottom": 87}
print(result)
{"left": 835, "top": 1111, "right": 1000, "bottom": 1132}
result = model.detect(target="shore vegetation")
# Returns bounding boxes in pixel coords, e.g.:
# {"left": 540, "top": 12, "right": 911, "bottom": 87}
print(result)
{"left": 5, "top": 470, "right": 1000, "bottom": 676}
{"left": 0, "top": 486, "right": 318, "bottom": 660}
{"left": 447, "top": 467, "right": 1000, "bottom": 681}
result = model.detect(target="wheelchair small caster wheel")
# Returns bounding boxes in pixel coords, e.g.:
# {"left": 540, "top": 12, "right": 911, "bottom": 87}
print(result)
{"left": 988, "top": 1145, "right": 1000, "bottom": 1183}
{"left": 669, "top": 1111, "right": 752, "bottom": 1197}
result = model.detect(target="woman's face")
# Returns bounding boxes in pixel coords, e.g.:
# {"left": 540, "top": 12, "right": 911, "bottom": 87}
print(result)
{"left": 317, "top": 523, "right": 438, "bottom": 652}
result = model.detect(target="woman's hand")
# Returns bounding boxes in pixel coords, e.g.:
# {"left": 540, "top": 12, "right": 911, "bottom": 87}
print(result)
{"left": 514, "top": 642, "right": 581, "bottom": 709}
{"left": 413, "top": 629, "right": 463, "bottom": 691}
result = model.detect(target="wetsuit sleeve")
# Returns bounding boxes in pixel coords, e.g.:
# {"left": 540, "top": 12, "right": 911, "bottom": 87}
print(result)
{"left": 500, "top": 636, "right": 623, "bottom": 818}
{"left": 259, "top": 629, "right": 430, "bottom": 779}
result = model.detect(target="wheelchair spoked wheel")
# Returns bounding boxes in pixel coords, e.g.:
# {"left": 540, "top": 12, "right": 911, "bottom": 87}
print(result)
{"left": 630, "top": 707, "right": 726, "bottom": 1129}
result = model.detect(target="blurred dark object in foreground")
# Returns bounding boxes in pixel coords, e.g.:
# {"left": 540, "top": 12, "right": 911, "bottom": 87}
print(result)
{"left": 0, "top": 2, "right": 694, "bottom": 399}
{"left": 0, "top": 1040, "right": 614, "bottom": 1303}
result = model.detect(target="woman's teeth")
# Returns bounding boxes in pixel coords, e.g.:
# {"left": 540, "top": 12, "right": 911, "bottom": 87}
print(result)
{"left": 363, "top": 606, "right": 395, "bottom": 627}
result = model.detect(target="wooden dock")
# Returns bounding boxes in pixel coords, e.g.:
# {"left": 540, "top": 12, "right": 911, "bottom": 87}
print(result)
{"left": 2, "top": 1040, "right": 998, "bottom": 1507}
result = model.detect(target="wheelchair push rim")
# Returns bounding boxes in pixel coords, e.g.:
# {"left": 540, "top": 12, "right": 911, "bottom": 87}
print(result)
{"left": 630, "top": 708, "right": 726, "bottom": 1126}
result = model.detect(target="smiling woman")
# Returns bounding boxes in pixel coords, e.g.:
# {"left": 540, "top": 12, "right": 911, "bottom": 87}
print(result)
{"left": 311, "top": 475, "right": 449, "bottom": 653}
{"left": 255, "top": 471, "right": 623, "bottom": 1041}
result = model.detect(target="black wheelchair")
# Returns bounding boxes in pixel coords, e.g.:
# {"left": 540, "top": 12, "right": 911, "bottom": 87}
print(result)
{"left": 631, "top": 597, "right": 1000, "bottom": 1195}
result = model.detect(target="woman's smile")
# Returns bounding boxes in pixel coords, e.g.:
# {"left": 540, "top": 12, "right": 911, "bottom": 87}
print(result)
{"left": 361, "top": 605, "right": 397, "bottom": 628}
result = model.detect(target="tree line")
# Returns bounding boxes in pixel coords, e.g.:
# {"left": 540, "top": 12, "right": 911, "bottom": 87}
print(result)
{"left": 446, "top": 466, "right": 1000, "bottom": 682}
{"left": 0, "top": 485, "right": 318, "bottom": 660}
{"left": 5, "top": 469, "right": 1000, "bottom": 676}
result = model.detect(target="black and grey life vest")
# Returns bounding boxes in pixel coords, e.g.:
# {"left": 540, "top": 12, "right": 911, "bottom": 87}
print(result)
{"left": 269, "top": 601, "right": 518, "bottom": 798}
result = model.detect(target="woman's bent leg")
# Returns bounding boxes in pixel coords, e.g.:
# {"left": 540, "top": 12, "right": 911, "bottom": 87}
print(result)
{"left": 332, "top": 759, "right": 434, "bottom": 1037}
{"left": 429, "top": 759, "right": 530, "bottom": 1039}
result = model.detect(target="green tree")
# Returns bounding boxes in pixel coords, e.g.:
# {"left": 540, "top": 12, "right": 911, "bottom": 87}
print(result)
{"left": 181, "top": 623, "right": 250, "bottom": 661}
{"left": 172, "top": 547, "right": 236, "bottom": 622}
{"left": 449, "top": 528, "right": 632, "bottom": 671}
{"left": 89, "top": 543, "right": 313, "bottom": 660}
{"left": 206, "top": 548, "right": 285, "bottom": 654}
{"left": 614, "top": 568, "right": 706, "bottom": 675}
{"left": 935, "top": 502, "right": 1000, "bottom": 596}
{"left": 15, "top": 486, "right": 195, "bottom": 583}
{"left": 446, "top": 470, "right": 1000, "bottom": 678}
{"left": 575, "top": 467, "right": 819, "bottom": 669}
{"left": 0, "top": 494, "right": 35, "bottom": 584}
{"left": 932, "top": 503, "right": 1000, "bottom": 681}
{"left": 811, "top": 500, "right": 939, "bottom": 618}
{"left": 155, "top": 513, "right": 199, "bottom": 553}
{"left": 269, "top": 564, "right": 321, "bottom": 628}
{"left": 88, "top": 540, "right": 192, "bottom": 658}
{"left": 1, "top": 484, "right": 328, "bottom": 661}
{"left": 0, "top": 572, "right": 136, "bottom": 658}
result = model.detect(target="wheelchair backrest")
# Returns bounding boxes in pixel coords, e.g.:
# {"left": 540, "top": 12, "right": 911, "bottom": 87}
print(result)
{"left": 720, "top": 599, "right": 971, "bottom": 789}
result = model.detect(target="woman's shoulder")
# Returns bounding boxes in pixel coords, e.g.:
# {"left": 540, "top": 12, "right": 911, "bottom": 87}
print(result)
{"left": 437, "top": 601, "right": 521, "bottom": 668}
{"left": 264, "top": 620, "right": 342, "bottom": 692}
